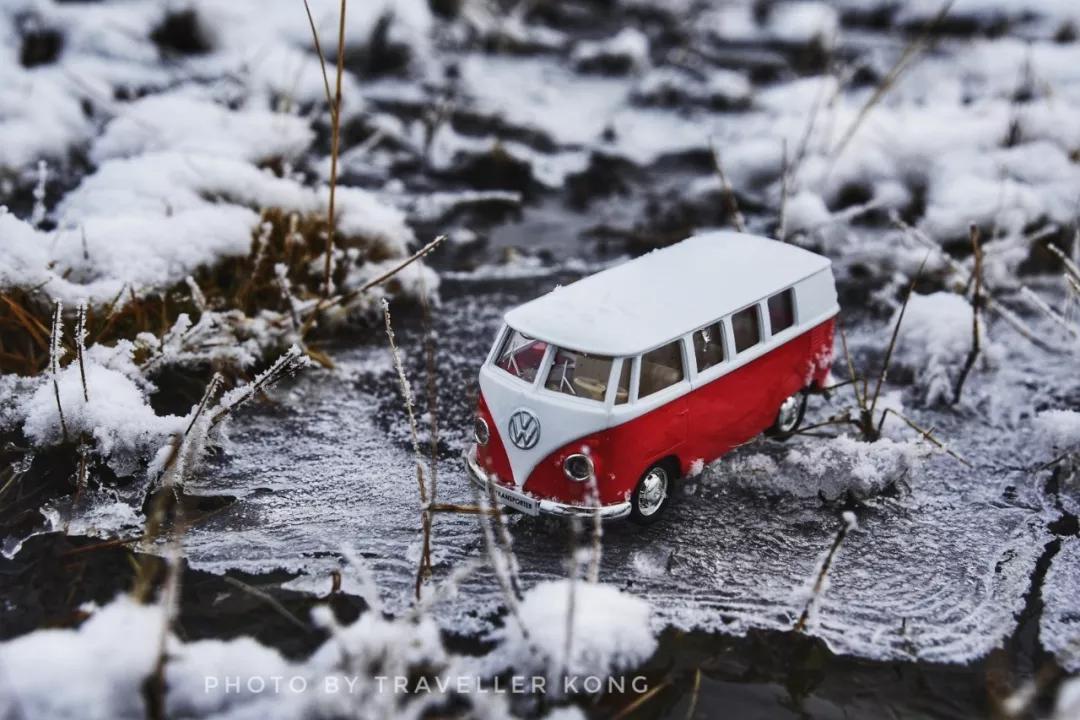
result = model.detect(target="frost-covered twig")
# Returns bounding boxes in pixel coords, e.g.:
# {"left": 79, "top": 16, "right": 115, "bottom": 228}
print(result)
{"left": 31, "top": 160, "right": 48, "bottom": 228}
{"left": 48, "top": 300, "right": 68, "bottom": 442}
{"left": 210, "top": 345, "right": 310, "bottom": 425}
{"left": 794, "top": 512, "right": 857, "bottom": 633}
{"left": 382, "top": 299, "right": 433, "bottom": 598}
{"left": 1021, "top": 286, "right": 1079, "bottom": 339}
{"left": 74, "top": 301, "right": 89, "bottom": 402}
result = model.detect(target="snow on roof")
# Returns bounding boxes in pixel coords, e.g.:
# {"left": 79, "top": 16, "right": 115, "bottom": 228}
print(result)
{"left": 504, "top": 231, "right": 832, "bottom": 356}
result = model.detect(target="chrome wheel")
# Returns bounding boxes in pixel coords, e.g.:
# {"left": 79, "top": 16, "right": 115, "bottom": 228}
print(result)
{"left": 637, "top": 467, "right": 668, "bottom": 517}
{"left": 775, "top": 395, "right": 801, "bottom": 434}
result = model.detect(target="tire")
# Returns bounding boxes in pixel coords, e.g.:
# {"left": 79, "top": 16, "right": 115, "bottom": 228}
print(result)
{"left": 766, "top": 391, "right": 807, "bottom": 439}
{"left": 630, "top": 461, "right": 675, "bottom": 525}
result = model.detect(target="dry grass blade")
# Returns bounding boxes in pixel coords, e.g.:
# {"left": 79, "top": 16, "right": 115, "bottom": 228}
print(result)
{"left": 868, "top": 252, "right": 930, "bottom": 418}
{"left": 831, "top": 0, "right": 955, "bottom": 160}
{"left": 685, "top": 668, "right": 702, "bottom": 720}
{"left": 222, "top": 576, "right": 311, "bottom": 634}
{"left": 322, "top": 0, "right": 348, "bottom": 300}
{"left": 710, "top": 138, "right": 746, "bottom": 233}
{"left": 1021, "top": 286, "right": 1079, "bottom": 338}
{"left": 953, "top": 225, "right": 983, "bottom": 404}
{"left": 1044, "top": 238, "right": 1080, "bottom": 283}
{"left": 381, "top": 299, "right": 433, "bottom": 598}
{"left": 838, "top": 323, "right": 866, "bottom": 412}
{"left": 778, "top": 138, "right": 789, "bottom": 241}
{"left": 301, "top": 0, "right": 336, "bottom": 119}
{"left": 612, "top": 677, "right": 671, "bottom": 719}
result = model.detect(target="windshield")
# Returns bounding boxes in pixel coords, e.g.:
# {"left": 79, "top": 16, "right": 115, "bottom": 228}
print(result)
{"left": 544, "top": 348, "right": 614, "bottom": 402}
{"left": 494, "top": 329, "right": 548, "bottom": 383}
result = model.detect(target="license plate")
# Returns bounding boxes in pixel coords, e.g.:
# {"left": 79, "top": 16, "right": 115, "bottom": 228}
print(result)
{"left": 493, "top": 483, "right": 539, "bottom": 516}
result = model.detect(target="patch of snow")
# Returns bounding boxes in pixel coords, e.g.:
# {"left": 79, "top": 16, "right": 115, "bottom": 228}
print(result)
{"left": 494, "top": 580, "right": 657, "bottom": 680}
{"left": 20, "top": 359, "right": 185, "bottom": 474}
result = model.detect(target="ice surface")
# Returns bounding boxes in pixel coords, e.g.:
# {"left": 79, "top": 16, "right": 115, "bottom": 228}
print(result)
{"left": 182, "top": 282, "right": 1070, "bottom": 665}
{"left": 1043, "top": 538, "right": 1080, "bottom": 672}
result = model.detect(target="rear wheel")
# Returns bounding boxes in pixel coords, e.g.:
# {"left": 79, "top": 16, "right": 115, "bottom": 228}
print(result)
{"left": 630, "top": 462, "right": 674, "bottom": 524}
{"left": 766, "top": 391, "right": 807, "bottom": 439}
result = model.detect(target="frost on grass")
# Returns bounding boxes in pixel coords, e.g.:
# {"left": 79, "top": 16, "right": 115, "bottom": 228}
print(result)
{"left": 20, "top": 359, "right": 185, "bottom": 476}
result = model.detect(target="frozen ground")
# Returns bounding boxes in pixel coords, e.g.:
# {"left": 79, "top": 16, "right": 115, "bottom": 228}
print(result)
{"left": 2, "top": 0, "right": 1080, "bottom": 716}
{"left": 179, "top": 273, "right": 1075, "bottom": 668}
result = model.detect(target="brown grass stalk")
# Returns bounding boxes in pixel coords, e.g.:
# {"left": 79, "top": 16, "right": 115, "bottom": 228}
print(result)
{"left": 830, "top": 0, "right": 955, "bottom": 161}
{"left": 323, "top": 0, "right": 347, "bottom": 299}
{"left": 710, "top": 138, "right": 746, "bottom": 233}
{"left": 953, "top": 225, "right": 983, "bottom": 404}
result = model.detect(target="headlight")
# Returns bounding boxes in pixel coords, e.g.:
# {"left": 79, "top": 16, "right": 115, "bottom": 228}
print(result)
{"left": 473, "top": 416, "right": 490, "bottom": 445}
{"left": 562, "top": 454, "right": 594, "bottom": 482}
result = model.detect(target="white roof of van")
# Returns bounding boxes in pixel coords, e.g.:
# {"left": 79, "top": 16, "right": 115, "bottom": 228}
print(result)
{"left": 503, "top": 231, "right": 833, "bottom": 356}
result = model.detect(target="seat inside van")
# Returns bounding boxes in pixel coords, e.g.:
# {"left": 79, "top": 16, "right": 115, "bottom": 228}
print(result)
{"left": 639, "top": 342, "right": 684, "bottom": 397}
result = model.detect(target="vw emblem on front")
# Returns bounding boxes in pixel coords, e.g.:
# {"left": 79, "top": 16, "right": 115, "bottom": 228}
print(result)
{"left": 507, "top": 409, "right": 541, "bottom": 450}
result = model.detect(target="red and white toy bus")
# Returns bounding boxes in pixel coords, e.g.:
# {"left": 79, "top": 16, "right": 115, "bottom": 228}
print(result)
{"left": 465, "top": 232, "right": 838, "bottom": 523}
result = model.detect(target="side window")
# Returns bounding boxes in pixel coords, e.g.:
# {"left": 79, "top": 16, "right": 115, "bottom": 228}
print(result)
{"left": 614, "top": 359, "right": 631, "bottom": 405}
{"left": 639, "top": 341, "right": 685, "bottom": 398}
{"left": 732, "top": 305, "right": 761, "bottom": 353}
{"left": 693, "top": 322, "right": 726, "bottom": 372}
{"left": 768, "top": 288, "right": 795, "bottom": 334}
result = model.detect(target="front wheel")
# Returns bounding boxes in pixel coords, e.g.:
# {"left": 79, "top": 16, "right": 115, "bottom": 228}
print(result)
{"left": 766, "top": 392, "right": 807, "bottom": 439}
{"left": 630, "top": 462, "right": 674, "bottom": 525}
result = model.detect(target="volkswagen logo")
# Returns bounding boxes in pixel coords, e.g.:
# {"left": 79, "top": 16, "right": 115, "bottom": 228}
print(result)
{"left": 507, "top": 409, "right": 541, "bottom": 450}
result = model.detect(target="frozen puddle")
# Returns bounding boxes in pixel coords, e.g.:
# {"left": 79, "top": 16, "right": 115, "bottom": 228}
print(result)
{"left": 185, "top": 283, "right": 1067, "bottom": 665}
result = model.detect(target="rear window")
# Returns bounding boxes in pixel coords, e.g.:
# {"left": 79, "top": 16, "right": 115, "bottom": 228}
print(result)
{"left": 544, "top": 348, "right": 613, "bottom": 402}
{"left": 732, "top": 305, "right": 761, "bottom": 353}
{"left": 494, "top": 329, "right": 547, "bottom": 383}
{"left": 639, "top": 341, "right": 685, "bottom": 398}
{"left": 768, "top": 288, "right": 795, "bottom": 334}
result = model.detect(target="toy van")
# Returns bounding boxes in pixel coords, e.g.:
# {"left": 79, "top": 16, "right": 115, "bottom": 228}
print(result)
{"left": 465, "top": 231, "right": 838, "bottom": 523}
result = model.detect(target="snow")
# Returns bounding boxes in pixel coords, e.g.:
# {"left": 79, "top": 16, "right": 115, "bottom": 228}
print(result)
{"left": 91, "top": 92, "right": 315, "bottom": 165}
{"left": 571, "top": 28, "right": 650, "bottom": 73}
{"left": 892, "top": 292, "right": 991, "bottom": 405}
{"left": 0, "top": 596, "right": 165, "bottom": 720}
{"left": 1034, "top": 410, "right": 1080, "bottom": 454}
{"left": 715, "top": 436, "right": 926, "bottom": 500}
{"left": 20, "top": 359, "right": 185, "bottom": 474}
{"left": 494, "top": 580, "right": 658, "bottom": 679}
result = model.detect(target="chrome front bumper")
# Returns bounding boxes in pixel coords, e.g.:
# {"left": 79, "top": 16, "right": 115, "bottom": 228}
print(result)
{"left": 464, "top": 447, "right": 631, "bottom": 520}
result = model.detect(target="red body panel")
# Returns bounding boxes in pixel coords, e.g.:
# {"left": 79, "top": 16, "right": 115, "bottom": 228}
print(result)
{"left": 476, "top": 318, "right": 835, "bottom": 508}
